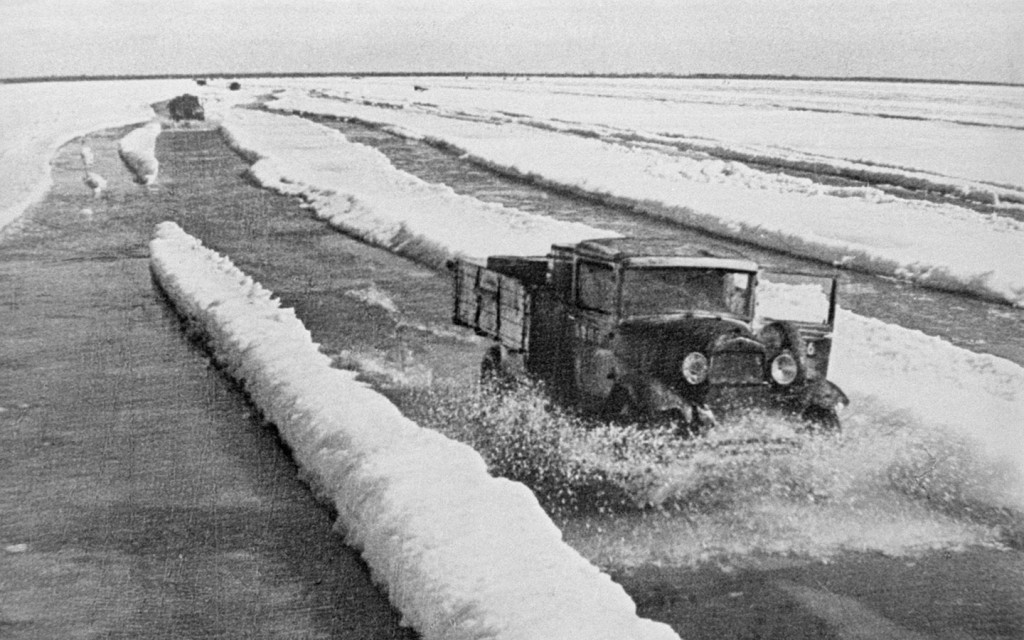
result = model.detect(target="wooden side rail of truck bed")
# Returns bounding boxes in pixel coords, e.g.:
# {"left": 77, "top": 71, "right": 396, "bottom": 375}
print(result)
{"left": 450, "top": 256, "right": 547, "bottom": 352}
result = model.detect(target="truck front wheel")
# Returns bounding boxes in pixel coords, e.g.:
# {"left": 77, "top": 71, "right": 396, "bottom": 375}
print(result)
{"left": 801, "top": 405, "right": 841, "bottom": 432}
{"left": 599, "top": 385, "right": 634, "bottom": 421}
{"left": 665, "top": 404, "right": 715, "bottom": 438}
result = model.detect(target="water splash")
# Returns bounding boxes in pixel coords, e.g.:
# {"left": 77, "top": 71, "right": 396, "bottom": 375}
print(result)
{"left": 347, "top": 365, "right": 1017, "bottom": 567}
{"left": 562, "top": 401, "right": 1016, "bottom": 568}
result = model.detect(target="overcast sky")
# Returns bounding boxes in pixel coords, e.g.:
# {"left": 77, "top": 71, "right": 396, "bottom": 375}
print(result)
{"left": 2, "top": 0, "right": 1021, "bottom": 83}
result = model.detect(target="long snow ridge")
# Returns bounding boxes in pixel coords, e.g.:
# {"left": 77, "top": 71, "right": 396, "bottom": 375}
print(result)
{"left": 218, "top": 108, "right": 615, "bottom": 267}
{"left": 149, "top": 221, "right": 679, "bottom": 640}
{"left": 118, "top": 121, "right": 162, "bottom": 185}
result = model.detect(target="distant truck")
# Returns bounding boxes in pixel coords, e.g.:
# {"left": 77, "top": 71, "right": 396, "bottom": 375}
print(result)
{"left": 451, "top": 237, "right": 848, "bottom": 434}
{"left": 168, "top": 94, "right": 204, "bottom": 121}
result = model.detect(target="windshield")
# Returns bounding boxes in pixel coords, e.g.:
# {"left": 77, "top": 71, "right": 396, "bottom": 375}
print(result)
{"left": 622, "top": 268, "right": 753, "bottom": 317}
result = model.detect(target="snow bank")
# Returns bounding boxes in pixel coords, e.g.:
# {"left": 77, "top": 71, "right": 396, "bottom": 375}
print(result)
{"left": 218, "top": 108, "right": 615, "bottom": 267}
{"left": 0, "top": 79, "right": 192, "bottom": 231}
{"left": 80, "top": 143, "right": 95, "bottom": 167}
{"left": 266, "top": 91, "right": 1024, "bottom": 306}
{"left": 118, "top": 121, "right": 162, "bottom": 185}
{"left": 148, "top": 221, "right": 678, "bottom": 640}
{"left": 275, "top": 76, "right": 1024, "bottom": 201}
{"left": 830, "top": 310, "right": 1024, "bottom": 509}
{"left": 83, "top": 171, "right": 107, "bottom": 199}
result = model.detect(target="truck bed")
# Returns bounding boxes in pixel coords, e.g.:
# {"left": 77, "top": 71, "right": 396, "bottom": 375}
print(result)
{"left": 451, "top": 257, "right": 545, "bottom": 352}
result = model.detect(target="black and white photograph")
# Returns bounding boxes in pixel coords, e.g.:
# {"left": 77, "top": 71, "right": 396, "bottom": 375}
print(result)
{"left": 1, "top": 1, "right": 1022, "bottom": 638}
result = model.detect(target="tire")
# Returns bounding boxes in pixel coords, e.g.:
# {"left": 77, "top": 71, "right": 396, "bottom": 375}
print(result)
{"left": 599, "top": 385, "right": 633, "bottom": 421}
{"left": 801, "top": 405, "right": 841, "bottom": 432}
{"left": 480, "top": 345, "right": 503, "bottom": 383}
{"left": 668, "top": 404, "right": 716, "bottom": 438}
{"left": 663, "top": 408, "right": 699, "bottom": 438}
{"left": 480, "top": 345, "right": 523, "bottom": 389}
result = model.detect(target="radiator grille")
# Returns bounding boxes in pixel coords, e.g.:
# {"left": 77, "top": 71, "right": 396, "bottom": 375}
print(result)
{"left": 709, "top": 352, "right": 764, "bottom": 385}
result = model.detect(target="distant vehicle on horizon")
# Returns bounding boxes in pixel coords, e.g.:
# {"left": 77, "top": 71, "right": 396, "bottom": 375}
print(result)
{"left": 168, "top": 94, "right": 204, "bottom": 121}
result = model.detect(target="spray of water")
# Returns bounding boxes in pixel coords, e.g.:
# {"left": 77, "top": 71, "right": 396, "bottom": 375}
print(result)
{"left": 350, "top": 353, "right": 1017, "bottom": 568}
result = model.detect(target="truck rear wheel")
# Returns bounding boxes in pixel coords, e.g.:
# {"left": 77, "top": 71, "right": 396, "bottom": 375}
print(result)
{"left": 480, "top": 346, "right": 503, "bottom": 382}
{"left": 480, "top": 345, "right": 524, "bottom": 388}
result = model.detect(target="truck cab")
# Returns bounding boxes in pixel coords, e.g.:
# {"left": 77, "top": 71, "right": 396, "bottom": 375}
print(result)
{"left": 452, "top": 237, "right": 848, "bottom": 434}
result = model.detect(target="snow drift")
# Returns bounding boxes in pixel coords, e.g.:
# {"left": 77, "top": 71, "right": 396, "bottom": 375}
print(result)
{"left": 148, "top": 221, "right": 678, "bottom": 640}
{"left": 831, "top": 310, "right": 1024, "bottom": 511}
{"left": 266, "top": 90, "right": 1024, "bottom": 306}
{"left": 218, "top": 108, "right": 615, "bottom": 267}
{"left": 118, "top": 121, "right": 161, "bottom": 185}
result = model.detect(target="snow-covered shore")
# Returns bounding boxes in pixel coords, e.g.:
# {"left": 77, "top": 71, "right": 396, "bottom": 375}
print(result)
{"left": 265, "top": 89, "right": 1024, "bottom": 306}
{"left": 217, "top": 107, "right": 1024, "bottom": 509}
{"left": 149, "top": 221, "right": 678, "bottom": 640}
{"left": 269, "top": 76, "right": 1024, "bottom": 194}
{"left": 118, "top": 121, "right": 162, "bottom": 185}
{"left": 0, "top": 80, "right": 191, "bottom": 231}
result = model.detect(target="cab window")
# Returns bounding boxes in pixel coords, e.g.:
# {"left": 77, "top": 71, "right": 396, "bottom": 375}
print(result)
{"left": 576, "top": 261, "right": 616, "bottom": 312}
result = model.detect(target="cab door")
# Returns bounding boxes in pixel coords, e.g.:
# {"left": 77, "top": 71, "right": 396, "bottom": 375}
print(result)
{"left": 572, "top": 260, "right": 619, "bottom": 412}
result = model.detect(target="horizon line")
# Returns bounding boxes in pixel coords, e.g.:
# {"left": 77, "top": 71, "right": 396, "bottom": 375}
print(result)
{"left": 2, "top": 71, "right": 1021, "bottom": 88}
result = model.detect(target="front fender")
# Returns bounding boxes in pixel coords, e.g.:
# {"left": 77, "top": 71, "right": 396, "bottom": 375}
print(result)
{"left": 607, "top": 375, "right": 689, "bottom": 419}
{"left": 636, "top": 377, "right": 689, "bottom": 417}
{"left": 624, "top": 377, "right": 716, "bottom": 434}
{"left": 802, "top": 379, "right": 849, "bottom": 410}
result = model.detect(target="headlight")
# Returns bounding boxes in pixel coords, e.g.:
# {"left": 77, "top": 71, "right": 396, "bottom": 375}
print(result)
{"left": 681, "top": 352, "right": 709, "bottom": 385}
{"left": 770, "top": 352, "right": 799, "bottom": 385}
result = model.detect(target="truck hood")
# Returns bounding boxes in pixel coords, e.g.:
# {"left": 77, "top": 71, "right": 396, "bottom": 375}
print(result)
{"left": 617, "top": 314, "right": 755, "bottom": 352}
{"left": 614, "top": 315, "right": 765, "bottom": 378}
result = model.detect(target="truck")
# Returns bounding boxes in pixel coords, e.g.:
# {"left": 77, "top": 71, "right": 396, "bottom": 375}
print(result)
{"left": 168, "top": 94, "right": 205, "bottom": 121}
{"left": 451, "top": 236, "right": 848, "bottom": 435}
